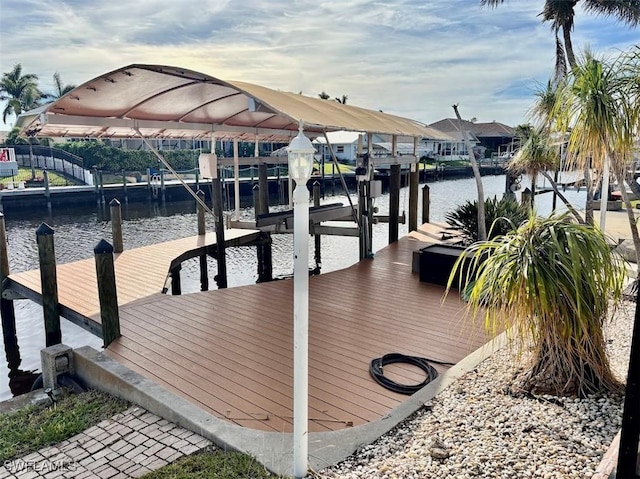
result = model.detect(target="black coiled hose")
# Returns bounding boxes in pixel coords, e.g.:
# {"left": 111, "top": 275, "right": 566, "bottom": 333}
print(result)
{"left": 369, "top": 353, "right": 454, "bottom": 395}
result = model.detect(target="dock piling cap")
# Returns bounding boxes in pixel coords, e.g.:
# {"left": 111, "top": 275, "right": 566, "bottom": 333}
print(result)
{"left": 36, "top": 223, "right": 55, "bottom": 236}
{"left": 94, "top": 239, "right": 114, "bottom": 254}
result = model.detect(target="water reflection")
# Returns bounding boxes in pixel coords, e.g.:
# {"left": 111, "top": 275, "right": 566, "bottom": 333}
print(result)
{"left": 0, "top": 175, "right": 586, "bottom": 399}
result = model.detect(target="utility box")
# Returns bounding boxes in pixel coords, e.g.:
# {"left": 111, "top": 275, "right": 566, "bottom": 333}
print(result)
{"left": 198, "top": 153, "right": 218, "bottom": 179}
{"left": 418, "top": 244, "right": 470, "bottom": 288}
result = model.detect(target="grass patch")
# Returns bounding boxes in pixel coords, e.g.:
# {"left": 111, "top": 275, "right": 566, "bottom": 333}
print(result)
{"left": 140, "top": 449, "right": 282, "bottom": 479}
{"left": 0, "top": 167, "right": 82, "bottom": 188}
{"left": 0, "top": 388, "right": 129, "bottom": 461}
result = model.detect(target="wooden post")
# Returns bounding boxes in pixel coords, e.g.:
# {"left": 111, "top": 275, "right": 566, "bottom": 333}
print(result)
{"left": 313, "top": 181, "right": 321, "bottom": 271}
{"left": 43, "top": 170, "right": 50, "bottom": 199}
{"left": 358, "top": 181, "right": 367, "bottom": 260}
{"left": 197, "top": 190, "right": 206, "bottom": 235}
{"left": 94, "top": 239, "right": 120, "bottom": 347}
{"left": 160, "top": 169, "right": 166, "bottom": 202}
{"left": 99, "top": 170, "right": 105, "bottom": 204}
{"left": 617, "top": 283, "right": 640, "bottom": 476}
{"left": 36, "top": 223, "right": 61, "bottom": 347}
{"left": 409, "top": 164, "right": 419, "bottom": 232}
{"left": 121, "top": 169, "right": 128, "bottom": 203}
{"left": 196, "top": 190, "right": 208, "bottom": 291}
{"left": 422, "top": 184, "right": 430, "bottom": 224}
{"left": 146, "top": 168, "right": 152, "bottom": 200}
{"left": 110, "top": 199, "right": 123, "bottom": 254}
{"left": 389, "top": 164, "right": 401, "bottom": 243}
{"left": 171, "top": 265, "right": 182, "bottom": 295}
{"left": 212, "top": 178, "right": 227, "bottom": 288}
{"left": 0, "top": 214, "right": 20, "bottom": 371}
{"left": 258, "top": 163, "right": 269, "bottom": 215}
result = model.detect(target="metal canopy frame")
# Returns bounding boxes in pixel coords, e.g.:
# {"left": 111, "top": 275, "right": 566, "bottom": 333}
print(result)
{"left": 16, "top": 64, "right": 450, "bottom": 144}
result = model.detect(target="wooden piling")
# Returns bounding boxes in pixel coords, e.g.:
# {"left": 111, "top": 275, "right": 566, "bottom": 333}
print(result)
{"left": 36, "top": 223, "right": 61, "bottom": 347}
{"left": 0, "top": 213, "right": 20, "bottom": 371}
{"left": 94, "top": 239, "right": 120, "bottom": 347}
{"left": 212, "top": 178, "right": 227, "bottom": 289}
{"left": 121, "top": 169, "right": 128, "bottom": 202}
{"left": 197, "top": 190, "right": 206, "bottom": 235}
{"left": 146, "top": 168, "right": 152, "bottom": 200}
{"left": 110, "top": 199, "right": 123, "bottom": 253}
{"left": 196, "top": 190, "right": 208, "bottom": 291}
{"left": 99, "top": 170, "right": 105, "bottom": 204}
{"left": 160, "top": 169, "right": 166, "bottom": 202}
{"left": 358, "top": 181, "right": 367, "bottom": 260}
{"left": 253, "top": 184, "right": 273, "bottom": 282}
{"left": 422, "top": 184, "right": 430, "bottom": 224}
{"left": 389, "top": 164, "right": 401, "bottom": 243}
{"left": 258, "top": 163, "right": 269, "bottom": 215}
{"left": 43, "top": 170, "right": 51, "bottom": 199}
{"left": 313, "top": 181, "right": 321, "bottom": 270}
{"left": 617, "top": 284, "right": 640, "bottom": 476}
{"left": 409, "top": 164, "right": 419, "bottom": 232}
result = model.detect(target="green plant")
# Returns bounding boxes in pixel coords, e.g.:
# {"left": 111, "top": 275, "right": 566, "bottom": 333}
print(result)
{"left": 445, "top": 195, "right": 528, "bottom": 244}
{"left": 0, "top": 388, "right": 129, "bottom": 461}
{"left": 141, "top": 449, "right": 280, "bottom": 478}
{"left": 449, "top": 212, "right": 626, "bottom": 397}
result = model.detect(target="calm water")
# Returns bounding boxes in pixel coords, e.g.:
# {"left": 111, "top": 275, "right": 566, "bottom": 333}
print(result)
{"left": 0, "top": 174, "right": 586, "bottom": 400}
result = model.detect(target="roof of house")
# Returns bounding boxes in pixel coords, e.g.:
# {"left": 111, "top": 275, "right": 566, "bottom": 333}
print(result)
{"left": 16, "top": 64, "right": 451, "bottom": 143}
{"left": 428, "top": 118, "right": 515, "bottom": 139}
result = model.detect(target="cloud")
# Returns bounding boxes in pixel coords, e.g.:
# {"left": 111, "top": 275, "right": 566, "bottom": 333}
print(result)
{"left": 0, "top": 0, "right": 637, "bottom": 129}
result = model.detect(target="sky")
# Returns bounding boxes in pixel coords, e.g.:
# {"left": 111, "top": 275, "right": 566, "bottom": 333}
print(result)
{"left": 0, "top": 0, "right": 638, "bottom": 130}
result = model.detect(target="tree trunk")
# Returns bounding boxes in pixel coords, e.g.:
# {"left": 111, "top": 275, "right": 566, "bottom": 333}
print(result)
{"left": 562, "top": 23, "right": 577, "bottom": 70}
{"left": 453, "top": 104, "right": 486, "bottom": 241}
{"left": 584, "top": 167, "right": 594, "bottom": 225}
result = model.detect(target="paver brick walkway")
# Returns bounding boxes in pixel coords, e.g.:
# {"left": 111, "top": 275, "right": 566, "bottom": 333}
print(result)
{"left": 0, "top": 407, "right": 212, "bottom": 478}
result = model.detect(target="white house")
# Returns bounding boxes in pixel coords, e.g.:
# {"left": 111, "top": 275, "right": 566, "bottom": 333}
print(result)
{"left": 314, "top": 131, "right": 454, "bottom": 164}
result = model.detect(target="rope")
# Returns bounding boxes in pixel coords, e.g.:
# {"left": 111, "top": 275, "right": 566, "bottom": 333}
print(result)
{"left": 369, "top": 353, "right": 454, "bottom": 395}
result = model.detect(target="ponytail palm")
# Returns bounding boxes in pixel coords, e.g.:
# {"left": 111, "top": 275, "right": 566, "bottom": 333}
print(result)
{"left": 451, "top": 213, "right": 626, "bottom": 397}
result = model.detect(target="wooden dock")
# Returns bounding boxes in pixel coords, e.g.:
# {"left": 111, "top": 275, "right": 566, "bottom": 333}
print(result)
{"left": 5, "top": 229, "right": 261, "bottom": 335}
{"left": 103, "top": 232, "right": 489, "bottom": 433}
{"left": 4, "top": 223, "right": 488, "bottom": 434}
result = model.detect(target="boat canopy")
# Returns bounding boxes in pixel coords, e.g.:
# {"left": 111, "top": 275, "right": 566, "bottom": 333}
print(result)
{"left": 16, "top": 64, "right": 449, "bottom": 143}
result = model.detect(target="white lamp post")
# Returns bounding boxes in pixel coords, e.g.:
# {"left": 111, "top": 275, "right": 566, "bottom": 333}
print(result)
{"left": 287, "top": 121, "right": 315, "bottom": 479}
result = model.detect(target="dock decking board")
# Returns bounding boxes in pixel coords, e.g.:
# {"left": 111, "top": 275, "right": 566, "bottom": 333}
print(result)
{"left": 106, "top": 234, "right": 489, "bottom": 433}
{"left": 8, "top": 225, "right": 488, "bottom": 433}
{"left": 6, "top": 229, "right": 261, "bottom": 324}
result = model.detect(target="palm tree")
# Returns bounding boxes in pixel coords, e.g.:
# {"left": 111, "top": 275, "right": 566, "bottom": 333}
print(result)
{"left": 318, "top": 91, "right": 330, "bottom": 100}
{"left": 51, "top": 72, "right": 75, "bottom": 99}
{"left": 558, "top": 49, "right": 640, "bottom": 264}
{"left": 508, "top": 127, "right": 584, "bottom": 223}
{"left": 481, "top": 1, "right": 640, "bottom": 75}
{"left": 0, "top": 64, "right": 42, "bottom": 123}
{"left": 450, "top": 213, "right": 626, "bottom": 397}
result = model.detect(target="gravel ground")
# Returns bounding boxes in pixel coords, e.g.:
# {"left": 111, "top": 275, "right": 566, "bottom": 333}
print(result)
{"left": 313, "top": 300, "right": 635, "bottom": 479}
